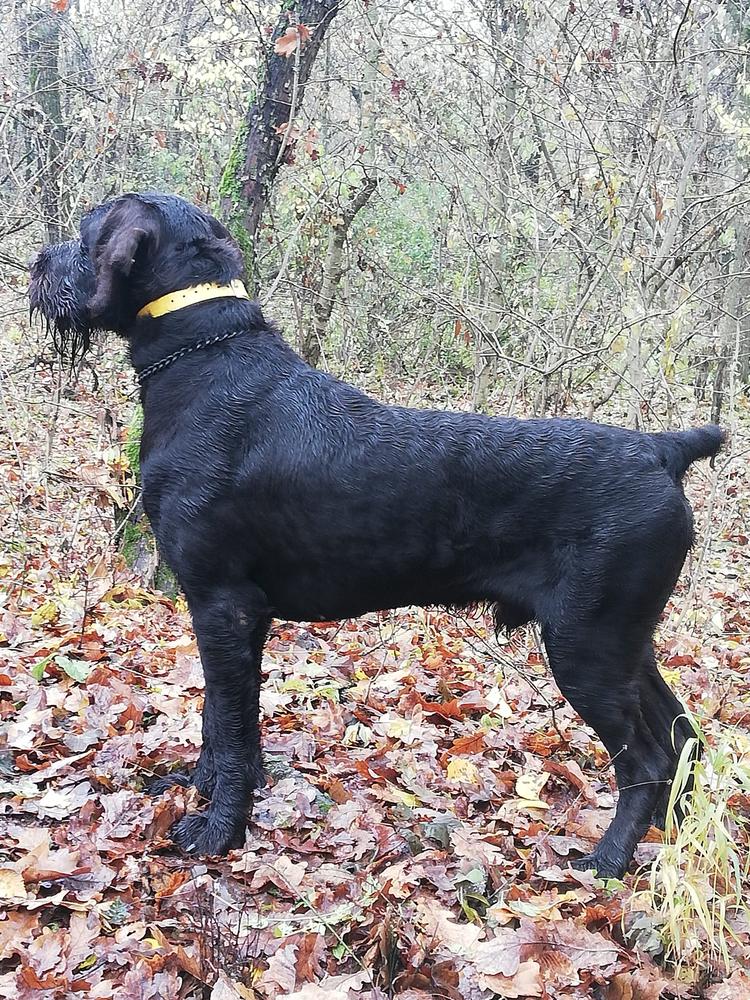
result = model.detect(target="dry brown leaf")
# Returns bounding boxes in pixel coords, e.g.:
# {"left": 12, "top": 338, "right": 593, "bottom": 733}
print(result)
{"left": 274, "top": 24, "right": 311, "bottom": 58}
{"left": 416, "top": 897, "right": 484, "bottom": 956}
{"left": 249, "top": 855, "right": 307, "bottom": 893}
{"left": 0, "top": 911, "right": 38, "bottom": 961}
{"left": 65, "top": 910, "right": 101, "bottom": 969}
{"left": 450, "top": 826, "right": 506, "bottom": 867}
{"left": 475, "top": 917, "right": 619, "bottom": 980}
{"left": 280, "top": 970, "right": 371, "bottom": 998}
{"left": 295, "top": 932, "right": 326, "bottom": 982}
{"left": 706, "top": 970, "right": 750, "bottom": 1000}
{"left": 262, "top": 942, "right": 298, "bottom": 995}
{"left": 480, "top": 959, "right": 543, "bottom": 998}
{"left": 544, "top": 758, "right": 597, "bottom": 802}
{"left": 0, "top": 868, "right": 27, "bottom": 900}
{"left": 27, "top": 926, "right": 65, "bottom": 976}
{"left": 210, "top": 972, "right": 256, "bottom": 999}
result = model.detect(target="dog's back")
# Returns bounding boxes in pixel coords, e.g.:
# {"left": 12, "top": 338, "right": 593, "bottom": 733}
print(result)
{"left": 137, "top": 321, "right": 717, "bottom": 635}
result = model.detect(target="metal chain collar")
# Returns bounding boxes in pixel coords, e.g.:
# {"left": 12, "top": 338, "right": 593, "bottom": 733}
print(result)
{"left": 137, "top": 329, "right": 246, "bottom": 386}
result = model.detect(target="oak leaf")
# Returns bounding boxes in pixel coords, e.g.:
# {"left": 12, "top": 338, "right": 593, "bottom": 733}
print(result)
{"left": 274, "top": 24, "right": 311, "bottom": 58}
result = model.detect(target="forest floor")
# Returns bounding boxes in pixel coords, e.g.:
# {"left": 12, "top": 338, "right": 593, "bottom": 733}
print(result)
{"left": 1, "top": 328, "right": 749, "bottom": 1000}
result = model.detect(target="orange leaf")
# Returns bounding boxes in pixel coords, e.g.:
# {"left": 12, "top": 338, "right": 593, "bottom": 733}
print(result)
{"left": 326, "top": 778, "right": 351, "bottom": 804}
{"left": 154, "top": 869, "right": 191, "bottom": 899}
{"left": 275, "top": 24, "right": 311, "bottom": 57}
{"left": 419, "top": 697, "right": 464, "bottom": 721}
{"left": 543, "top": 758, "right": 597, "bottom": 803}
{"left": 353, "top": 759, "right": 397, "bottom": 783}
{"left": 14, "top": 752, "right": 48, "bottom": 773}
{"left": 448, "top": 731, "right": 486, "bottom": 756}
{"left": 20, "top": 966, "right": 65, "bottom": 990}
{"left": 51, "top": 0, "right": 69, "bottom": 11}
{"left": 275, "top": 27, "right": 299, "bottom": 56}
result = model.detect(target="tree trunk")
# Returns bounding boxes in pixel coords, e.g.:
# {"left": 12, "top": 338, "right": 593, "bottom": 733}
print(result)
{"left": 712, "top": 199, "right": 745, "bottom": 425}
{"left": 301, "top": 0, "right": 382, "bottom": 366}
{"left": 22, "top": 5, "right": 69, "bottom": 241}
{"left": 170, "top": 0, "right": 198, "bottom": 155}
{"left": 219, "top": 0, "right": 339, "bottom": 285}
{"left": 303, "top": 175, "right": 379, "bottom": 366}
{"left": 473, "top": 1, "right": 529, "bottom": 411}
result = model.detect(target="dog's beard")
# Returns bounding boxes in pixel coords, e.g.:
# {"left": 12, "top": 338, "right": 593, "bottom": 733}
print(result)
{"left": 42, "top": 315, "right": 95, "bottom": 367}
{"left": 31, "top": 281, "right": 95, "bottom": 365}
{"left": 29, "top": 241, "right": 98, "bottom": 366}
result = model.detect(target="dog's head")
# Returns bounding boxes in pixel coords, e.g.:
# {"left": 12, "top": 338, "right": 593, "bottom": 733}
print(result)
{"left": 29, "top": 192, "right": 245, "bottom": 361}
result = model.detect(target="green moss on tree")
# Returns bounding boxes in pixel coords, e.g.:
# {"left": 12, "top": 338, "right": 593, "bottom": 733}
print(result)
{"left": 218, "top": 118, "right": 249, "bottom": 202}
{"left": 120, "top": 517, "right": 147, "bottom": 565}
{"left": 218, "top": 119, "right": 254, "bottom": 278}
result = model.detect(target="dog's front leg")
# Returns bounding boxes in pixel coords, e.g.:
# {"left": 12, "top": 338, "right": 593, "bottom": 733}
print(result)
{"left": 171, "top": 586, "right": 269, "bottom": 856}
{"left": 148, "top": 690, "right": 216, "bottom": 798}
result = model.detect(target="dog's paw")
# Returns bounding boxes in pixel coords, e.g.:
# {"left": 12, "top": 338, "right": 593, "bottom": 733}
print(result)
{"left": 569, "top": 851, "right": 627, "bottom": 881}
{"left": 171, "top": 811, "right": 246, "bottom": 856}
{"left": 148, "top": 771, "right": 194, "bottom": 797}
{"left": 148, "top": 755, "right": 219, "bottom": 801}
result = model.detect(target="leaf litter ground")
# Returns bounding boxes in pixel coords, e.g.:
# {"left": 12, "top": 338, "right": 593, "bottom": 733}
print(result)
{"left": 1, "top": 342, "right": 749, "bottom": 999}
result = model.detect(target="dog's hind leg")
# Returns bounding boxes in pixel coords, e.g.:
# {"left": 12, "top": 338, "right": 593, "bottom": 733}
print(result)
{"left": 638, "top": 643, "right": 698, "bottom": 830}
{"left": 543, "top": 619, "right": 673, "bottom": 878}
{"left": 171, "top": 585, "right": 270, "bottom": 856}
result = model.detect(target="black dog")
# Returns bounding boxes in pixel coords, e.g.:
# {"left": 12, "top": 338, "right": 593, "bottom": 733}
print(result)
{"left": 29, "top": 192, "right": 723, "bottom": 878}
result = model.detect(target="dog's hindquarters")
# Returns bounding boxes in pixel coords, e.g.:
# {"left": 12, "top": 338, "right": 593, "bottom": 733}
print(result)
{"left": 538, "top": 472, "right": 698, "bottom": 877}
{"left": 651, "top": 424, "right": 724, "bottom": 480}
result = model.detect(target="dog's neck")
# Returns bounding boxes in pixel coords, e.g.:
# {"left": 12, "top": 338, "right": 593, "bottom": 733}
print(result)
{"left": 126, "top": 297, "right": 293, "bottom": 390}
{"left": 137, "top": 280, "right": 250, "bottom": 319}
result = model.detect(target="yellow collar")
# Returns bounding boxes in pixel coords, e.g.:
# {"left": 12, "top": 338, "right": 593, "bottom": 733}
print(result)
{"left": 136, "top": 279, "right": 250, "bottom": 319}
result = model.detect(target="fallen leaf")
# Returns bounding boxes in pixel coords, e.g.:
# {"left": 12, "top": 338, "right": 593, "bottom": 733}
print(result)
{"left": 544, "top": 758, "right": 596, "bottom": 802}
{"left": 707, "top": 970, "right": 750, "bottom": 1000}
{"left": 280, "top": 970, "right": 371, "bottom": 998}
{"left": 0, "top": 868, "right": 27, "bottom": 900}
{"left": 262, "top": 942, "right": 298, "bottom": 994}
{"left": 515, "top": 771, "right": 549, "bottom": 800}
{"left": 480, "top": 959, "right": 543, "bottom": 997}
{"left": 474, "top": 918, "right": 619, "bottom": 979}
{"left": 446, "top": 757, "right": 481, "bottom": 786}
{"left": 445, "top": 731, "right": 486, "bottom": 757}
{"left": 451, "top": 827, "right": 506, "bottom": 867}
{"left": 0, "top": 911, "right": 37, "bottom": 960}
{"left": 416, "top": 898, "right": 484, "bottom": 956}
{"left": 249, "top": 855, "right": 307, "bottom": 893}
{"left": 211, "top": 972, "right": 255, "bottom": 999}
{"left": 606, "top": 967, "right": 672, "bottom": 999}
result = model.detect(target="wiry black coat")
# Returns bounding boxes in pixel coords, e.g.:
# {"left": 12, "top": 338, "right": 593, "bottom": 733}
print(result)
{"left": 30, "top": 192, "right": 724, "bottom": 878}
{"left": 139, "top": 301, "right": 696, "bottom": 627}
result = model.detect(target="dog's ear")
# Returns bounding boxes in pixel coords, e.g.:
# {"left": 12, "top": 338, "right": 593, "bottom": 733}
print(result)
{"left": 88, "top": 199, "right": 161, "bottom": 317}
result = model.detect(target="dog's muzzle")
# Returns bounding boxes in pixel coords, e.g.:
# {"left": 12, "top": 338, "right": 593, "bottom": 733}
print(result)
{"left": 29, "top": 240, "right": 97, "bottom": 363}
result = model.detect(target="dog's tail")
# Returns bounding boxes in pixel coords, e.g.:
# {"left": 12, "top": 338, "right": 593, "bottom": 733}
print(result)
{"left": 652, "top": 424, "right": 725, "bottom": 480}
